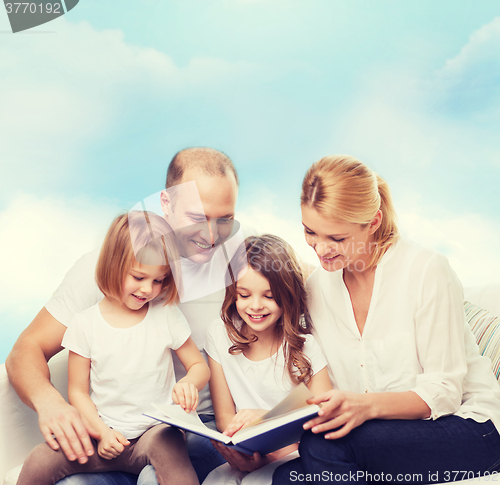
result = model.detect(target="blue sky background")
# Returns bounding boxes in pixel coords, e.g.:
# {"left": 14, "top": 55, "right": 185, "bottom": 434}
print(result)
{"left": 1, "top": 0, "right": 499, "bottom": 362}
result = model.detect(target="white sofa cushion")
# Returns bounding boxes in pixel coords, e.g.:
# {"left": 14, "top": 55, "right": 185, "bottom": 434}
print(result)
{"left": 0, "top": 350, "right": 69, "bottom": 485}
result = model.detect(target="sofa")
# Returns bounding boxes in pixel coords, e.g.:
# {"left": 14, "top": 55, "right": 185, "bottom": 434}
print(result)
{"left": 1, "top": 283, "right": 499, "bottom": 485}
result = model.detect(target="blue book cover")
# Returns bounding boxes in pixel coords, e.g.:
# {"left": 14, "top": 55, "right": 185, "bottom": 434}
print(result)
{"left": 144, "top": 383, "right": 320, "bottom": 455}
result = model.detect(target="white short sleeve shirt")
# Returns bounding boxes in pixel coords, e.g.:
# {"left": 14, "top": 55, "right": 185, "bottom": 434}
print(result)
{"left": 45, "top": 248, "right": 225, "bottom": 415}
{"left": 62, "top": 301, "right": 191, "bottom": 439}
{"left": 205, "top": 318, "right": 327, "bottom": 411}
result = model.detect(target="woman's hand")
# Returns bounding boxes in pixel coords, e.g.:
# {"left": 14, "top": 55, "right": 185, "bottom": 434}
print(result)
{"left": 172, "top": 382, "right": 199, "bottom": 413}
{"left": 97, "top": 428, "right": 130, "bottom": 459}
{"left": 223, "top": 409, "right": 267, "bottom": 437}
{"left": 211, "top": 440, "right": 271, "bottom": 472}
{"left": 304, "top": 390, "right": 373, "bottom": 439}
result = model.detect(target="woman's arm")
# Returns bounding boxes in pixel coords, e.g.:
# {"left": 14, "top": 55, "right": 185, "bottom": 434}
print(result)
{"left": 173, "top": 337, "right": 210, "bottom": 412}
{"left": 304, "top": 389, "right": 430, "bottom": 439}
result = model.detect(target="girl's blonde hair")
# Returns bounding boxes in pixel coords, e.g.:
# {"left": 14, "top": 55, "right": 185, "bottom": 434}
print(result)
{"left": 96, "top": 211, "right": 179, "bottom": 305}
{"left": 221, "top": 235, "right": 313, "bottom": 385}
{"left": 301, "top": 155, "right": 399, "bottom": 268}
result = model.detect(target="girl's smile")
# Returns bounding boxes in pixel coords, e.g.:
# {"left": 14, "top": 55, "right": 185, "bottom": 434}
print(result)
{"left": 235, "top": 267, "right": 283, "bottom": 337}
{"left": 121, "top": 261, "right": 168, "bottom": 311}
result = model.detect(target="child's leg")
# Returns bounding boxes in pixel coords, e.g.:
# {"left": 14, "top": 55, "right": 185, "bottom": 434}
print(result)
{"left": 129, "top": 424, "right": 198, "bottom": 485}
{"left": 17, "top": 439, "right": 144, "bottom": 485}
{"left": 17, "top": 441, "right": 92, "bottom": 485}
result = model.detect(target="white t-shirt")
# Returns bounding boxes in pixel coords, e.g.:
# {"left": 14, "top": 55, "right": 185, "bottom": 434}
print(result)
{"left": 45, "top": 249, "right": 226, "bottom": 415}
{"left": 61, "top": 301, "right": 191, "bottom": 439}
{"left": 204, "top": 318, "right": 327, "bottom": 411}
{"left": 307, "top": 237, "right": 500, "bottom": 430}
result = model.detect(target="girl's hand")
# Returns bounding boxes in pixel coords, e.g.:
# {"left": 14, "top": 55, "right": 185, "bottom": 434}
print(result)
{"left": 172, "top": 382, "right": 199, "bottom": 413}
{"left": 97, "top": 428, "right": 130, "bottom": 460}
{"left": 303, "top": 390, "right": 373, "bottom": 439}
{"left": 223, "top": 409, "right": 267, "bottom": 437}
{"left": 211, "top": 440, "right": 271, "bottom": 472}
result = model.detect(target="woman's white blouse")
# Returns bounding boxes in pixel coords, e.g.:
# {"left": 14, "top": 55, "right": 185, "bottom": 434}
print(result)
{"left": 307, "top": 238, "right": 500, "bottom": 430}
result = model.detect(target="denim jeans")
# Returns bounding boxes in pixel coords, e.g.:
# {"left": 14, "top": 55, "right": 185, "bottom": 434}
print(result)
{"left": 272, "top": 416, "right": 500, "bottom": 484}
{"left": 55, "top": 471, "right": 137, "bottom": 485}
{"left": 56, "top": 415, "right": 226, "bottom": 485}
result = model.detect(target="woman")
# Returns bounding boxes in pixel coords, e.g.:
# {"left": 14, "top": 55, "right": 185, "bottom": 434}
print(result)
{"left": 273, "top": 155, "right": 500, "bottom": 484}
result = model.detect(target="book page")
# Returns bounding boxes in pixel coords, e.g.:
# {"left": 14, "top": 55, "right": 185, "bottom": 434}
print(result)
{"left": 152, "top": 404, "right": 206, "bottom": 427}
{"left": 249, "top": 383, "right": 314, "bottom": 426}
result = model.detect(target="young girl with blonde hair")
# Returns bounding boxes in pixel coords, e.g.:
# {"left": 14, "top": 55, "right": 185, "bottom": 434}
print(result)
{"left": 17, "top": 211, "right": 210, "bottom": 485}
{"left": 204, "top": 235, "right": 332, "bottom": 483}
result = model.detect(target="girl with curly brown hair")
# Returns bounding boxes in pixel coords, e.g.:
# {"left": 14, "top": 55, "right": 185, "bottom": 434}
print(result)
{"left": 203, "top": 234, "right": 332, "bottom": 483}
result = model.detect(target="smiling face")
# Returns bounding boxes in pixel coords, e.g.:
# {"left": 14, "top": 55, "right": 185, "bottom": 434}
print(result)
{"left": 121, "top": 261, "right": 168, "bottom": 310}
{"left": 161, "top": 167, "right": 238, "bottom": 264}
{"left": 235, "top": 266, "right": 283, "bottom": 338}
{"left": 301, "top": 205, "right": 381, "bottom": 273}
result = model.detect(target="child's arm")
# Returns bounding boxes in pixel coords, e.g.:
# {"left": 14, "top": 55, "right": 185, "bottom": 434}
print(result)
{"left": 208, "top": 355, "right": 238, "bottom": 432}
{"left": 68, "top": 351, "right": 130, "bottom": 460}
{"left": 209, "top": 355, "right": 270, "bottom": 435}
{"left": 172, "top": 337, "right": 210, "bottom": 412}
{"left": 209, "top": 354, "right": 296, "bottom": 471}
{"left": 306, "top": 367, "right": 333, "bottom": 396}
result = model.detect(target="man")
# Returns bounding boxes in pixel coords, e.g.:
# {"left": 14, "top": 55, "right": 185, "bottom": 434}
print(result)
{"left": 6, "top": 147, "right": 240, "bottom": 484}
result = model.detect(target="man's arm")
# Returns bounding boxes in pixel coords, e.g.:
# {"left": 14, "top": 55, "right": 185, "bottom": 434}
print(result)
{"left": 5, "top": 307, "right": 99, "bottom": 463}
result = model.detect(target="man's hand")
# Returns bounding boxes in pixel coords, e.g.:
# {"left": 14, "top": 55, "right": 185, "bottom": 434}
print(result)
{"left": 172, "top": 381, "right": 199, "bottom": 412}
{"left": 97, "top": 428, "right": 130, "bottom": 460}
{"left": 38, "top": 397, "right": 100, "bottom": 463}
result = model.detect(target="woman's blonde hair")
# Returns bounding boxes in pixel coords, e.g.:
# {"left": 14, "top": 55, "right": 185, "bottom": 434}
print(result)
{"left": 221, "top": 235, "right": 314, "bottom": 385}
{"left": 301, "top": 155, "right": 399, "bottom": 268}
{"left": 96, "top": 211, "right": 179, "bottom": 305}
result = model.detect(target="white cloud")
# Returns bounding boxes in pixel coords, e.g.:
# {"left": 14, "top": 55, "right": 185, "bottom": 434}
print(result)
{"left": 0, "top": 17, "right": 265, "bottom": 197}
{"left": 0, "top": 193, "right": 121, "bottom": 318}
{"left": 432, "top": 17, "right": 500, "bottom": 124}
{"left": 399, "top": 210, "right": 500, "bottom": 288}
{"left": 438, "top": 17, "right": 500, "bottom": 84}
{"left": 239, "top": 196, "right": 500, "bottom": 289}
{"left": 237, "top": 192, "right": 318, "bottom": 267}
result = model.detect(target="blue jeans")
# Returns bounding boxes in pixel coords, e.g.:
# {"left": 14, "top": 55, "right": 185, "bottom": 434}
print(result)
{"left": 55, "top": 472, "right": 137, "bottom": 485}
{"left": 56, "top": 415, "right": 225, "bottom": 485}
{"left": 272, "top": 416, "right": 500, "bottom": 484}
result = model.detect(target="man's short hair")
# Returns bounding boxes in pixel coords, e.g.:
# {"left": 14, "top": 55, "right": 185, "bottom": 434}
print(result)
{"left": 165, "top": 147, "right": 239, "bottom": 188}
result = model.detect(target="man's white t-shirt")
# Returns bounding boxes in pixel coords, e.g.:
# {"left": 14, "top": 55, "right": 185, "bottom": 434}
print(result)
{"left": 61, "top": 301, "right": 190, "bottom": 439}
{"left": 204, "top": 318, "right": 327, "bottom": 411}
{"left": 307, "top": 237, "right": 500, "bottom": 431}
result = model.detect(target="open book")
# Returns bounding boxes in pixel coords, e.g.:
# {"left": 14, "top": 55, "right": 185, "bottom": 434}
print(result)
{"left": 144, "top": 383, "right": 319, "bottom": 456}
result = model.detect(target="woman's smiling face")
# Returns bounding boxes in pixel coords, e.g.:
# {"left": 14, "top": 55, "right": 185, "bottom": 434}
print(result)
{"left": 301, "top": 205, "right": 380, "bottom": 273}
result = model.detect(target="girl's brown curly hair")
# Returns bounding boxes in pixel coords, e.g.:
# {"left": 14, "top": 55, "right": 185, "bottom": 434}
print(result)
{"left": 221, "top": 234, "right": 313, "bottom": 385}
